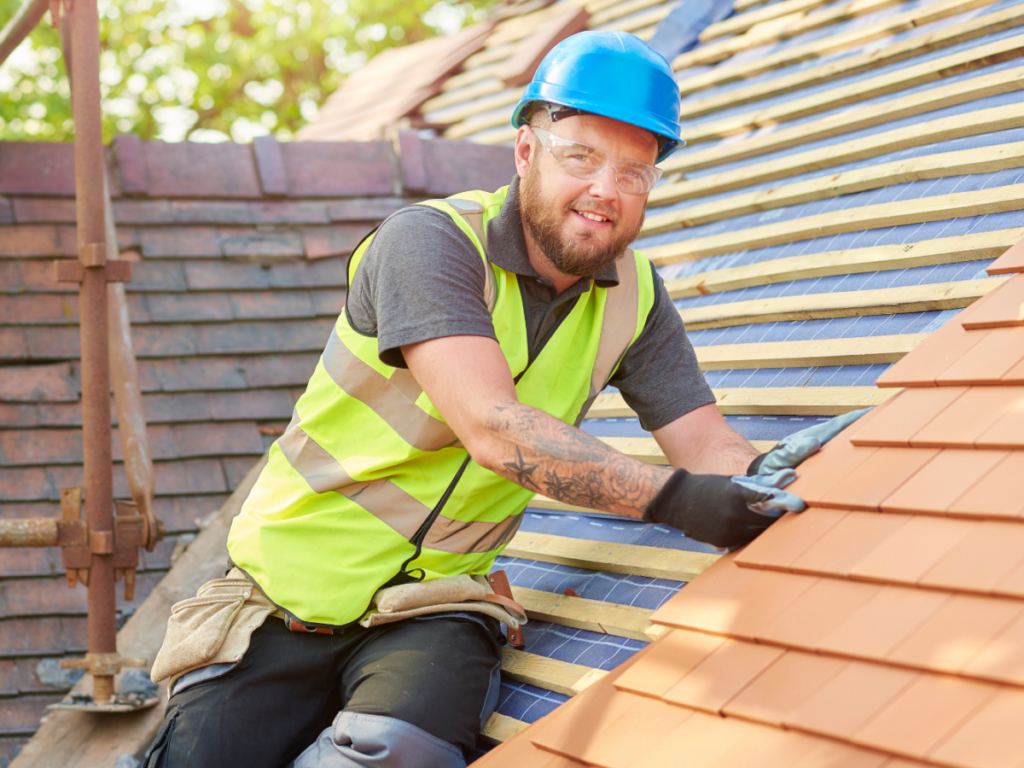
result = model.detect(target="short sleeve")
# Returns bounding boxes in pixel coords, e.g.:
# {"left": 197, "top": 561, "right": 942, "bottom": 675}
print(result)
{"left": 345, "top": 206, "right": 498, "bottom": 368}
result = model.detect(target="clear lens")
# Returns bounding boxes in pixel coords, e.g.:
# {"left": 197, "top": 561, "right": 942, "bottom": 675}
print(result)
{"left": 534, "top": 128, "right": 662, "bottom": 195}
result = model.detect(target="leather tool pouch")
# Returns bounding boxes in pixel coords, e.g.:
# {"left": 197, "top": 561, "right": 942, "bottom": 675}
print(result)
{"left": 150, "top": 569, "right": 276, "bottom": 689}
{"left": 360, "top": 572, "right": 527, "bottom": 649}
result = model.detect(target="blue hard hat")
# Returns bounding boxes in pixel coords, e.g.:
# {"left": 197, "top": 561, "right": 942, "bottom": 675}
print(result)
{"left": 511, "top": 31, "right": 684, "bottom": 163}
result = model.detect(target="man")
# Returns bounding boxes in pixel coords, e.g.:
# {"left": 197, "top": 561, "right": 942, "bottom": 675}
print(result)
{"left": 143, "top": 31, "right": 856, "bottom": 768}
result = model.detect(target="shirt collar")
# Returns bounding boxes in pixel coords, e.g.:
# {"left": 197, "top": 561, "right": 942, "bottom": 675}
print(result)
{"left": 486, "top": 176, "right": 621, "bottom": 289}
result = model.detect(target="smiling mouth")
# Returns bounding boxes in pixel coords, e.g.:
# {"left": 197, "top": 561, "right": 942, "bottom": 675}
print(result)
{"left": 573, "top": 209, "right": 611, "bottom": 223}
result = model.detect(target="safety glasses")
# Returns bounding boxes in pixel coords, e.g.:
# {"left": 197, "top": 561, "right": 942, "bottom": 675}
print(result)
{"left": 532, "top": 127, "right": 663, "bottom": 196}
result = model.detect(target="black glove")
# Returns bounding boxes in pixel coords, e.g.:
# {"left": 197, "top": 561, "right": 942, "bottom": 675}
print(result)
{"left": 644, "top": 469, "right": 777, "bottom": 550}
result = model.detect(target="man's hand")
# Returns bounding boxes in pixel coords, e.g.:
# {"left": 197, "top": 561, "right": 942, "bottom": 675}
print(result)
{"left": 748, "top": 408, "right": 871, "bottom": 476}
{"left": 644, "top": 470, "right": 777, "bottom": 550}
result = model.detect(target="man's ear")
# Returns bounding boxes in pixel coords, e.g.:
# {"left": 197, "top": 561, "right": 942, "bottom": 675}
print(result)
{"left": 513, "top": 126, "right": 533, "bottom": 180}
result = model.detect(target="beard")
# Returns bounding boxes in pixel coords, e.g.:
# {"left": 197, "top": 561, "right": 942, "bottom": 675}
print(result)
{"left": 519, "top": 161, "right": 646, "bottom": 278}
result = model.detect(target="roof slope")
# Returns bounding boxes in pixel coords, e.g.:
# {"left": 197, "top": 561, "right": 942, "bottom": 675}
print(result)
{"left": 425, "top": 0, "right": 1024, "bottom": 758}
{"left": 474, "top": 243, "right": 1024, "bottom": 768}
{"left": 0, "top": 134, "right": 513, "bottom": 764}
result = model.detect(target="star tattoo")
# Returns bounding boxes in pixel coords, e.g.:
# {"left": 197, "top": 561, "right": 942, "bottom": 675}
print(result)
{"left": 503, "top": 448, "right": 540, "bottom": 490}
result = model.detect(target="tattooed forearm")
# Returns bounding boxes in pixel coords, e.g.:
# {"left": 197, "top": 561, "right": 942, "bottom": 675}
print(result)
{"left": 485, "top": 400, "right": 672, "bottom": 519}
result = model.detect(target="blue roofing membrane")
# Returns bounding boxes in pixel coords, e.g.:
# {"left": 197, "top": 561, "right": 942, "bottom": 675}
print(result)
{"left": 484, "top": 0, "right": 1024, "bottom": 742}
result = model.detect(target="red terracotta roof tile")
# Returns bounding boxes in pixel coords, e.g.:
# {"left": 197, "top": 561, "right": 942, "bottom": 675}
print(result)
{"left": 781, "top": 441, "right": 879, "bottom": 506}
{"left": 571, "top": 694, "right": 692, "bottom": 768}
{"left": 920, "top": 521, "right": 1024, "bottom": 594}
{"left": 880, "top": 448, "right": 1009, "bottom": 515}
{"left": 756, "top": 577, "right": 881, "bottom": 649}
{"left": 929, "top": 686, "right": 1024, "bottom": 768}
{"left": 734, "top": 507, "right": 847, "bottom": 572}
{"left": 789, "top": 511, "right": 911, "bottom": 577}
{"left": 936, "top": 327, "right": 1024, "bottom": 385}
{"left": 614, "top": 629, "right": 724, "bottom": 699}
{"left": 818, "top": 585, "right": 950, "bottom": 660}
{"left": 143, "top": 142, "right": 262, "bottom": 198}
{"left": 911, "top": 386, "right": 1024, "bottom": 448}
{"left": 0, "top": 363, "right": 78, "bottom": 403}
{"left": 653, "top": 562, "right": 815, "bottom": 639}
{"left": 848, "top": 515, "right": 973, "bottom": 584}
{"left": 947, "top": 451, "right": 1024, "bottom": 518}
{"left": 875, "top": 310, "right": 988, "bottom": 388}
{"left": 853, "top": 673, "right": 997, "bottom": 760}
{"left": 961, "top": 276, "right": 1024, "bottom": 329}
{"left": 887, "top": 594, "right": 1024, "bottom": 674}
{"left": 620, "top": 710, "right": 737, "bottom": 768}
{"left": 987, "top": 238, "right": 1024, "bottom": 275}
{"left": 661, "top": 639, "right": 785, "bottom": 713}
{"left": 723, "top": 650, "right": 845, "bottom": 726}
{"left": 784, "top": 661, "right": 918, "bottom": 740}
{"left": 820, "top": 447, "right": 940, "bottom": 511}
{"left": 964, "top": 610, "right": 1024, "bottom": 686}
{"left": 851, "top": 387, "right": 968, "bottom": 447}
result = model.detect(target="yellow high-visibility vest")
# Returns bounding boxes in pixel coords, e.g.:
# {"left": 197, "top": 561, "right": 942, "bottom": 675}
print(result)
{"left": 227, "top": 186, "right": 657, "bottom": 627}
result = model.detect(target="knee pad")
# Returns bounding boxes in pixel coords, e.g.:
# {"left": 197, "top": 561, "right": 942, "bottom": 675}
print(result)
{"left": 290, "top": 711, "right": 467, "bottom": 768}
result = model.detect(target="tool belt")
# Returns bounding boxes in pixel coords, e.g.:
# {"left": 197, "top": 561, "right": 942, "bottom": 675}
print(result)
{"left": 152, "top": 569, "right": 527, "bottom": 691}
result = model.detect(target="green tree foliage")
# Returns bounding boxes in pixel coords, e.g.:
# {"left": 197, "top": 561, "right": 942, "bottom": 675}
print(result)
{"left": 0, "top": 0, "right": 490, "bottom": 142}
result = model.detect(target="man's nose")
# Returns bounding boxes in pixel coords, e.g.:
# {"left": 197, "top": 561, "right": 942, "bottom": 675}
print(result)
{"left": 587, "top": 165, "right": 619, "bottom": 199}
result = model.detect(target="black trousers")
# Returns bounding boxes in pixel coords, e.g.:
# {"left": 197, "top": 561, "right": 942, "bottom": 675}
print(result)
{"left": 143, "top": 614, "right": 504, "bottom": 768}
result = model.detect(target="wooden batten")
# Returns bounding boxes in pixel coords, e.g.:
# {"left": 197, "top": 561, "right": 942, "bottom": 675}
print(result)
{"left": 587, "top": 387, "right": 899, "bottom": 418}
{"left": 679, "top": 34, "right": 1024, "bottom": 148}
{"left": 511, "top": 586, "right": 671, "bottom": 642}
{"left": 646, "top": 186, "right": 1024, "bottom": 264}
{"left": 500, "top": 648, "right": 607, "bottom": 696}
{"left": 679, "top": 3, "right": 1024, "bottom": 118}
{"left": 651, "top": 103, "right": 1024, "bottom": 207}
{"left": 648, "top": 142, "right": 1024, "bottom": 236}
{"left": 662, "top": 229, "right": 1024, "bottom": 298}
{"left": 503, "top": 532, "right": 720, "bottom": 581}
{"left": 677, "top": 279, "right": 1005, "bottom": 330}
{"left": 674, "top": 0, "right": 1005, "bottom": 84}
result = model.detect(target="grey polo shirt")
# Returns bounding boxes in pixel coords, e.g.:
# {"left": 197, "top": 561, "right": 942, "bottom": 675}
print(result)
{"left": 345, "top": 177, "right": 715, "bottom": 432}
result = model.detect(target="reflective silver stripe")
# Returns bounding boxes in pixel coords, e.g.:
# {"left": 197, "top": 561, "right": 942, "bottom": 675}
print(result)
{"left": 278, "top": 411, "right": 355, "bottom": 493}
{"left": 424, "top": 198, "right": 497, "bottom": 313}
{"left": 279, "top": 415, "right": 522, "bottom": 554}
{"left": 322, "top": 330, "right": 458, "bottom": 452}
{"left": 424, "top": 509, "right": 523, "bottom": 553}
{"left": 575, "top": 251, "right": 641, "bottom": 426}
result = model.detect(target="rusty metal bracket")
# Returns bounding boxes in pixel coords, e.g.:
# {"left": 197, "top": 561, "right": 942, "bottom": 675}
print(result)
{"left": 53, "top": 258, "right": 131, "bottom": 283}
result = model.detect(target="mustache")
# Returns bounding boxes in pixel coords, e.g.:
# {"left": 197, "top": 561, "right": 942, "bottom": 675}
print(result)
{"left": 565, "top": 198, "right": 619, "bottom": 225}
